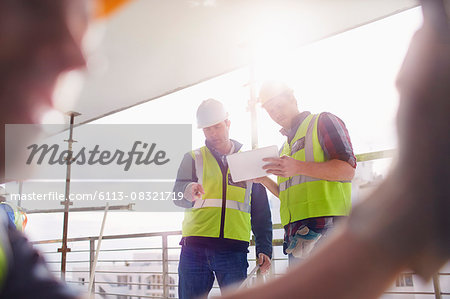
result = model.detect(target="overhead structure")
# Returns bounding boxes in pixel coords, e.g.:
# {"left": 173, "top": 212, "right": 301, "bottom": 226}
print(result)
{"left": 59, "top": 0, "right": 419, "bottom": 124}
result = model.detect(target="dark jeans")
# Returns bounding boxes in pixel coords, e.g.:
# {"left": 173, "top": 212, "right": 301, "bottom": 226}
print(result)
{"left": 178, "top": 245, "right": 248, "bottom": 299}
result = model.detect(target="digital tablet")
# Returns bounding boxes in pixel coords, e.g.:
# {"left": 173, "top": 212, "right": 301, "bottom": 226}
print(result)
{"left": 226, "top": 145, "right": 278, "bottom": 182}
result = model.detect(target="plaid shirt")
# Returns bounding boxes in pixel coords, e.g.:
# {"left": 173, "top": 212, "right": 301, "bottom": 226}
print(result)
{"left": 281, "top": 111, "right": 356, "bottom": 245}
{"left": 280, "top": 111, "right": 356, "bottom": 168}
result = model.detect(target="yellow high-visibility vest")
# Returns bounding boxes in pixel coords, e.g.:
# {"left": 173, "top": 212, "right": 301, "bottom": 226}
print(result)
{"left": 182, "top": 146, "right": 252, "bottom": 242}
{"left": 0, "top": 243, "right": 6, "bottom": 289}
{"left": 0, "top": 215, "right": 9, "bottom": 289}
{"left": 278, "top": 113, "right": 352, "bottom": 226}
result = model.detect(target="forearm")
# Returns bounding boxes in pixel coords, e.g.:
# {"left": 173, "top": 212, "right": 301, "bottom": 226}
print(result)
{"left": 173, "top": 180, "right": 194, "bottom": 208}
{"left": 173, "top": 152, "right": 196, "bottom": 208}
{"left": 259, "top": 177, "right": 279, "bottom": 197}
{"left": 251, "top": 184, "right": 273, "bottom": 258}
{"left": 253, "top": 224, "right": 273, "bottom": 259}
{"left": 255, "top": 241, "right": 273, "bottom": 259}
{"left": 294, "top": 159, "right": 355, "bottom": 181}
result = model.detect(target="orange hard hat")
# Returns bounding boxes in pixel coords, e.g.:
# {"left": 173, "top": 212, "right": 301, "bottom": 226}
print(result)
{"left": 96, "top": 0, "right": 132, "bottom": 18}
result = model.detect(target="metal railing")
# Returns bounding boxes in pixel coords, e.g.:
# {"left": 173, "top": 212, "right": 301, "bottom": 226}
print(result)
{"left": 29, "top": 151, "right": 447, "bottom": 298}
{"left": 32, "top": 225, "right": 448, "bottom": 299}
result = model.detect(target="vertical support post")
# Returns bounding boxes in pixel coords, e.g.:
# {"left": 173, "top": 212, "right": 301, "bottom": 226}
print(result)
{"left": 89, "top": 238, "right": 95, "bottom": 296}
{"left": 432, "top": 273, "right": 442, "bottom": 299}
{"left": 58, "top": 111, "right": 80, "bottom": 280}
{"left": 248, "top": 47, "right": 259, "bottom": 150}
{"left": 18, "top": 181, "right": 23, "bottom": 208}
{"left": 138, "top": 276, "right": 142, "bottom": 299}
{"left": 88, "top": 203, "right": 109, "bottom": 298}
{"left": 162, "top": 234, "right": 169, "bottom": 298}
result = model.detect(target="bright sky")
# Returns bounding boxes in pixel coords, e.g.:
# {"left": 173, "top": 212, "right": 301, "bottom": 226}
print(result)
{"left": 25, "top": 7, "right": 423, "bottom": 242}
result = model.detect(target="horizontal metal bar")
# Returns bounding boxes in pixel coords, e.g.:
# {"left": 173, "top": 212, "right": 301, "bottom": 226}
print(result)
{"left": 79, "top": 247, "right": 175, "bottom": 253}
{"left": 93, "top": 281, "right": 179, "bottom": 287}
{"left": 246, "top": 258, "right": 288, "bottom": 262}
{"left": 272, "top": 223, "right": 284, "bottom": 230}
{"left": 38, "top": 251, "right": 62, "bottom": 255}
{"left": 46, "top": 260, "right": 87, "bottom": 264}
{"left": 24, "top": 204, "right": 134, "bottom": 214}
{"left": 50, "top": 270, "right": 88, "bottom": 273}
{"left": 356, "top": 149, "right": 396, "bottom": 162}
{"left": 94, "top": 270, "right": 166, "bottom": 274}
{"left": 47, "top": 259, "right": 179, "bottom": 264}
{"left": 33, "top": 224, "right": 287, "bottom": 245}
{"left": 35, "top": 247, "right": 174, "bottom": 254}
{"left": 65, "top": 281, "right": 87, "bottom": 284}
{"left": 95, "top": 259, "right": 179, "bottom": 263}
{"left": 94, "top": 292, "right": 165, "bottom": 299}
{"left": 383, "top": 291, "right": 436, "bottom": 295}
{"left": 32, "top": 230, "right": 183, "bottom": 245}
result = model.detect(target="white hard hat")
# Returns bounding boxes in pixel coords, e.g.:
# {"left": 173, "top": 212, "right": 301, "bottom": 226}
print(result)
{"left": 196, "top": 98, "right": 229, "bottom": 129}
{"left": 258, "top": 81, "right": 292, "bottom": 106}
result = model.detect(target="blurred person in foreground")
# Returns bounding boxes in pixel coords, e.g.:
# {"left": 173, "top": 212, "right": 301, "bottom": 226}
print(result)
{"left": 0, "top": 0, "right": 129, "bottom": 298}
{"left": 219, "top": 0, "right": 450, "bottom": 298}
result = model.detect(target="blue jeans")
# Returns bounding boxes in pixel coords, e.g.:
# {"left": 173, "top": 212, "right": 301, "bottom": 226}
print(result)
{"left": 178, "top": 246, "right": 248, "bottom": 299}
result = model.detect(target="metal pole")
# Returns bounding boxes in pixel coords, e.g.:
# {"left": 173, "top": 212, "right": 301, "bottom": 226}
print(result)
{"left": 239, "top": 264, "right": 260, "bottom": 289}
{"left": 24, "top": 203, "right": 134, "bottom": 214}
{"left": 248, "top": 46, "right": 259, "bottom": 150}
{"left": 18, "top": 181, "right": 23, "bottom": 208}
{"left": 58, "top": 111, "right": 80, "bottom": 280}
{"left": 432, "top": 274, "right": 442, "bottom": 299}
{"left": 162, "top": 234, "right": 169, "bottom": 298}
{"left": 89, "top": 238, "right": 95, "bottom": 295}
{"left": 88, "top": 203, "right": 109, "bottom": 298}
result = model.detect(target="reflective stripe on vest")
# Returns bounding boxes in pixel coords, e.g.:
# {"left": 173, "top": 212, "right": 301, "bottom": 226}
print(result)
{"left": 191, "top": 148, "right": 252, "bottom": 214}
{"left": 278, "top": 113, "right": 352, "bottom": 226}
{"left": 192, "top": 197, "right": 251, "bottom": 214}
{"left": 182, "top": 146, "right": 252, "bottom": 241}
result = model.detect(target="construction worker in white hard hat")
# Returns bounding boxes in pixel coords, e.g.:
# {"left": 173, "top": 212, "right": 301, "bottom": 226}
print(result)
{"left": 256, "top": 81, "right": 357, "bottom": 265}
{"left": 173, "top": 98, "right": 273, "bottom": 299}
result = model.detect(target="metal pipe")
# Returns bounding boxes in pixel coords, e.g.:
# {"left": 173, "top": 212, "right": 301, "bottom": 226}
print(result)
{"left": 89, "top": 238, "right": 95, "bottom": 296}
{"left": 88, "top": 203, "right": 109, "bottom": 298}
{"left": 58, "top": 112, "right": 80, "bottom": 280}
{"left": 162, "top": 234, "right": 169, "bottom": 298}
{"left": 24, "top": 203, "right": 134, "bottom": 214}
{"left": 432, "top": 273, "right": 442, "bottom": 299}
{"left": 248, "top": 47, "right": 259, "bottom": 150}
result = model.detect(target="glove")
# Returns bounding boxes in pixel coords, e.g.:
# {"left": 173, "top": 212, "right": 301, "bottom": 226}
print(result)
{"left": 285, "top": 225, "right": 322, "bottom": 259}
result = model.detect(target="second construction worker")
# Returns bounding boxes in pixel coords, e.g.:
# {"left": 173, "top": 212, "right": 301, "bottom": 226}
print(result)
{"left": 256, "top": 82, "right": 356, "bottom": 264}
{"left": 174, "top": 99, "right": 273, "bottom": 299}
